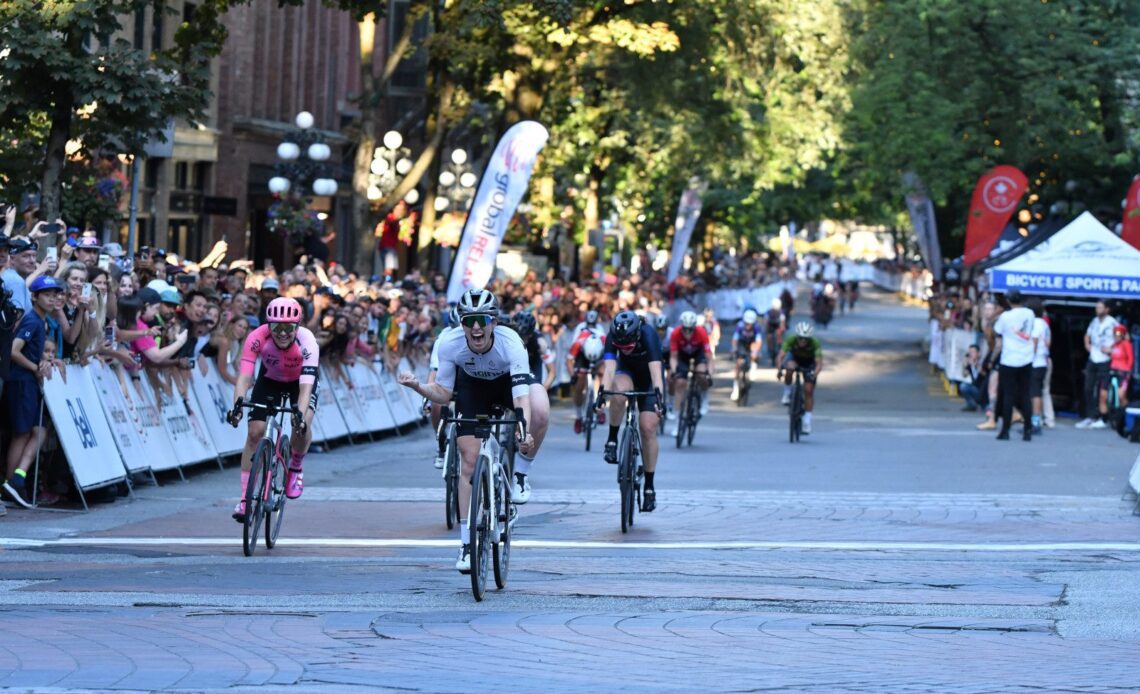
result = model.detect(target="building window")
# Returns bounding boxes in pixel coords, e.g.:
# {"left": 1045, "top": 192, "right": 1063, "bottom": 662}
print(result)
{"left": 133, "top": 7, "right": 146, "bottom": 50}
{"left": 174, "top": 162, "right": 190, "bottom": 190}
{"left": 151, "top": 3, "right": 164, "bottom": 52}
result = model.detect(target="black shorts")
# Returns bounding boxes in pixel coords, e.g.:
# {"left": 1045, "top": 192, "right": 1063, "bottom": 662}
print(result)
{"left": 454, "top": 371, "right": 515, "bottom": 437}
{"left": 614, "top": 359, "right": 660, "bottom": 412}
{"left": 782, "top": 356, "right": 817, "bottom": 384}
{"left": 1030, "top": 366, "right": 1047, "bottom": 398}
{"left": 675, "top": 352, "right": 708, "bottom": 378}
{"left": 249, "top": 372, "right": 320, "bottom": 422}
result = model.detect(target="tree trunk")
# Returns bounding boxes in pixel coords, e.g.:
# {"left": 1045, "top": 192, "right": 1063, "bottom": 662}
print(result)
{"left": 41, "top": 90, "right": 74, "bottom": 227}
{"left": 351, "top": 14, "right": 381, "bottom": 277}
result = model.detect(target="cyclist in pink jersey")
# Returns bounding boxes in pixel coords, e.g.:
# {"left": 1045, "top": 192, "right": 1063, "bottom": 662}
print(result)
{"left": 226, "top": 297, "right": 320, "bottom": 521}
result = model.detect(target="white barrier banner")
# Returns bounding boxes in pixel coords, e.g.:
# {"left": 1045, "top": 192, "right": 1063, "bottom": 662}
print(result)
{"left": 120, "top": 372, "right": 181, "bottom": 472}
{"left": 189, "top": 360, "right": 246, "bottom": 456}
{"left": 941, "top": 328, "right": 973, "bottom": 383}
{"left": 142, "top": 374, "right": 217, "bottom": 467}
{"left": 312, "top": 370, "right": 350, "bottom": 442}
{"left": 447, "top": 120, "right": 549, "bottom": 302}
{"left": 348, "top": 362, "right": 397, "bottom": 432}
{"left": 322, "top": 365, "right": 370, "bottom": 435}
{"left": 394, "top": 358, "right": 425, "bottom": 425}
{"left": 42, "top": 365, "right": 127, "bottom": 490}
{"left": 88, "top": 363, "right": 157, "bottom": 475}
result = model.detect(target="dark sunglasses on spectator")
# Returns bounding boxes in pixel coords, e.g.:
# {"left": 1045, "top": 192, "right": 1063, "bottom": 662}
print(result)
{"left": 461, "top": 314, "right": 494, "bottom": 328}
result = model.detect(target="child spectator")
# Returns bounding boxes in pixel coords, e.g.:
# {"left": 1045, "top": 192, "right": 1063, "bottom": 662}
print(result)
{"left": 3, "top": 276, "right": 64, "bottom": 508}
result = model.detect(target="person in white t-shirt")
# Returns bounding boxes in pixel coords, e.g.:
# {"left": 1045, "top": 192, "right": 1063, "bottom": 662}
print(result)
{"left": 992, "top": 289, "right": 1035, "bottom": 441}
{"left": 1028, "top": 299, "right": 1051, "bottom": 435}
{"left": 1077, "top": 299, "right": 1118, "bottom": 428}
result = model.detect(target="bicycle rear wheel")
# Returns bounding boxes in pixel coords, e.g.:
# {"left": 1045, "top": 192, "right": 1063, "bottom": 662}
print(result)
{"left": 493, "top": 462, "right": 512, "bottom": 589}
{"left": 265, "top": 435, "right": 290, "bottom": 549}
{"left": 619, "top": 425, "right": 635, "bottom": 533}
{"left": 469, "top": 455, "right": 492, "bottom": 601}
{"left": 243, "top": 439, "right": 272, "bottom": 556}
{"left": 687, "top": 390, "right": 700, "bottom": 446}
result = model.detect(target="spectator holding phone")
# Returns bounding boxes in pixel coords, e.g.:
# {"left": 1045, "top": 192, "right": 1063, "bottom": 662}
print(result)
{"left": 75, "top": 236, "right": 101, "bottom": 268}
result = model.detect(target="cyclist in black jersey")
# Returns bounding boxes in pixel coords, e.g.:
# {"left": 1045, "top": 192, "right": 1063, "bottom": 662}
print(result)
{"left": 598, "top": 310, "right": 666, "bottom": 512}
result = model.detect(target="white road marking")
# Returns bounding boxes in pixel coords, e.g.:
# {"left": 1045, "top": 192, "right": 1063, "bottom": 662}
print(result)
{"left": 3, "top": 536, "right": 1139, "bottom": 552}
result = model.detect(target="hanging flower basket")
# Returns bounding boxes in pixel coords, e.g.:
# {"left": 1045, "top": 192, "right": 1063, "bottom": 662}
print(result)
{"left": 267, "top": 195, "right": 323, "bottom": 245}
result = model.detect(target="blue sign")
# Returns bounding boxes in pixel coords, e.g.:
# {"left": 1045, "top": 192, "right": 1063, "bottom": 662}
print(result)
{"left": 991, "top": 270, "right": 1140, "bottom": 298}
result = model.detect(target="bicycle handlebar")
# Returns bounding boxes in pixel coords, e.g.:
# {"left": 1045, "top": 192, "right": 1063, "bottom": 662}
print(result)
{"left": 444, "top": 407, "right": 527, "bottom": 436}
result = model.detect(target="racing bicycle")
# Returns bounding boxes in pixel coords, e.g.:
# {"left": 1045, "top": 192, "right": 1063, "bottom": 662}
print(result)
{"left": 674, "top": 372, "right": 703, "bottom": 448}
{"left": 781, "top": 366, "right": 813, "bottom": 443}
{"left": 234, "top": 398, "right": 297, "bottom": 557}
{"left": 582, "top": 369, "right": 599, "bottom": 452}
{"left": 734, "top": 349, "right": 752, "bottom": 407}
{"left": 437, "top": 405, "right": 460, "bottom": 530}
{"left": 598, "top": 388, "right": 655, "bottom": 533}
{"left": 445, "top": 407, "right": 524, "bottom": 601}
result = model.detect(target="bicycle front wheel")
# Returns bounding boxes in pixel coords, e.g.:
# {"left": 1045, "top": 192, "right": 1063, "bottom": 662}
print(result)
{"left": 493, "top": 462, "right": 512, "bottom": 589}
{"left": 687, "top": 391, "right": 700, "bottom": 446}
{"left": 444, "top": 434, "right": 459, "bottom": 530}
{"left": 584, "top": 391, "right": 595, "bottom": 452}
{"left": 469, "top": 455, "right": 492, "bottom": 601}
{"left": 265, "top": 435, "right": 290, "bottom": 549}
{"left": 790, "top": 384, "right": 803, "bottom": 443}
{"left": 243, "top": 439, "right": 272, "bottom": 556}
{"left": 618, "top": 426, "right": 635, "bottom": 533}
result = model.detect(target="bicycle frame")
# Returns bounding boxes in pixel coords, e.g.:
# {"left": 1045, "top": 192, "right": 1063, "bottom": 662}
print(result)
{"left": 239, "top": 398, "right": 294, "bottom": 557}
{"left": 599, "top": 388, "right": 654, "bottom": 532}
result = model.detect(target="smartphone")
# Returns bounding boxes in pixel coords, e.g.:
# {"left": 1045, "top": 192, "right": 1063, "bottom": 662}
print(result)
{"left": 103, "top": 324, "right": 114, "bottom": 343}
{"left": 81, "top": 283, "right": 92, "bottom": 299}
{"left": 42, "top": 222, "right": 62, "bottom": 234}
{"left": 45, "top": 246, "right": 58, "bottom": 262}
{"left": 98, "top": 253, "right": 111, "bottom": 270}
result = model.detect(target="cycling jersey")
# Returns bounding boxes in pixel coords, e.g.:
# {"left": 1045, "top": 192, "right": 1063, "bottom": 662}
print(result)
{"left": 781, "top": 334, "right": 822, "bottom": 362}
{"left": 733, "top": 321, "right": 760, "bottom": 347}
{"left": 525, "top": 333, "right": 554, "bottom": 384}
{"left": 571, "top": 322, "right": 606, "bottom": 340}
{"left": 604, "top": 322, "right": 663, "bottom": 411}
{"left": 765, "top": 308, "right": 783, "bottom": 331}
{"left": 670, "top": 325, "right": 712, "bottom": 357}
{"left": 240, "top": 324, "right": 320, "bottom": 385}
{"left": 434, "top": 325, "right": 530, "bottom": 398}
{"left": 429, "top": 325, "right": 462, "bottom": 370}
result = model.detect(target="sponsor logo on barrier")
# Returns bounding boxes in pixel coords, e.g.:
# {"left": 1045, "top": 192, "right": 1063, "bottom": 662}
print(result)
{"left": 167, "top": 415, "right": 191, "bottom": 435}
{"left": 207, "top": 383, "right": 229, "bottom": 423}
{"left": 66, "top": 398, "right": 98, "bottom": 449}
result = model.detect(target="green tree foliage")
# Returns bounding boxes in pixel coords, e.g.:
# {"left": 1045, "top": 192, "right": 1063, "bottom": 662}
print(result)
{"left": 843, "top": 0, "right": 1140, "bottom": 251}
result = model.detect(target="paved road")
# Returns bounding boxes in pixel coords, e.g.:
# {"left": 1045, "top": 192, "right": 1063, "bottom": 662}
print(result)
{"left": 3, "top": 288, "right": 1140, "bottom": 692}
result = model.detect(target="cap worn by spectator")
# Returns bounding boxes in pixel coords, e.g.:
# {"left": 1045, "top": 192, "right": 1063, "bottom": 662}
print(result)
{"left": 1006, "top": 289, "right": 1023, "bottom": 304}
{"left": 147, "top": 279, "right": 175, "bottom": 294}
{"left": 30, "top": 275, "right": 64, "bottom": 293}
{"left": 160, "top": 289, "right": 182, "bottom": 306}
{"left": 102, "top": 242, "right": 125, "bottom": 258}
{"left": 77, "top": 236, "right": 102, "bottom": 250}
{"left": 137, "top": 287, "right": 162, "bottom": 305}
{"left": 261, "top": 277, "right": 280, "bottom": 292}
{"left": 9, "top": 238, "right": 37, "bottom": 254}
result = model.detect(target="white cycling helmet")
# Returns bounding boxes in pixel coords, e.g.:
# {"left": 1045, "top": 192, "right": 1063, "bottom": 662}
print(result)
{"left": 742, "top": 309, "right": 758, "bottom": 325}
{"left": 771, "top": 298, "right": 782, "bottom": 310}
{"left": 680, "top": 311, "right": 698, "bottom": 329}
{"left": 653, "top": 314, "right": 669, "bottom": 330}
{"left": 583, "top": 334, "right": 604, "bottom": 362}
{"left": 457, "top": 288, "right": 498, "bottom": 316}
{"left": 795, "top": 321, "right": 814, "bottom": 338}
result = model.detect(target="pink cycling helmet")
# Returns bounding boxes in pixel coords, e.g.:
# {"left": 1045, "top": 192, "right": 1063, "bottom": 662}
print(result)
{"left": 265, "top": 297, "right": 303, "bottom": 324}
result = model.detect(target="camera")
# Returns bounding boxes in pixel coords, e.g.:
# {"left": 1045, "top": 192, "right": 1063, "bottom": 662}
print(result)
{"left": 42, "top": 222, "right": 62, "bottom": 234}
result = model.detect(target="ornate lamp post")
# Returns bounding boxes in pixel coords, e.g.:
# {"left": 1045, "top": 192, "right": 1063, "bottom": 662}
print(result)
{"left": 368, "top": 129, "right": 419, "bottom": 205}
{"left": 267, "top": 111, "right": 339, "bottom": 247}
{"left": 433, "top": 147, "right": 477, "bottom": 214}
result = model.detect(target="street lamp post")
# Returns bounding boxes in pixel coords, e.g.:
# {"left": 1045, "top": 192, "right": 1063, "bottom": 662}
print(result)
{"left": 431, "top": 147, "right": 477, "bottom": 271}
{"left": 267, "top": 111, "right": 338, "bottom": 254}
{"left": 368, "top": 130, "right": 419, "bottom": 206}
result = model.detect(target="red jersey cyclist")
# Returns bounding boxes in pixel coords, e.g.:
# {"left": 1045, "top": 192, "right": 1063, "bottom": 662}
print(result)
{"left": 668, "top": 310, "right": 712, "bottom": 436}
{"left": 227, "top": 297, "right": 320, "bottom": 521}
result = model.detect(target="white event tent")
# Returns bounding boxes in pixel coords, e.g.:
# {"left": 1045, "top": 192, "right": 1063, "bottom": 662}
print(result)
{"left": 987, "top": 212, "right": 1140, "bottom": 300}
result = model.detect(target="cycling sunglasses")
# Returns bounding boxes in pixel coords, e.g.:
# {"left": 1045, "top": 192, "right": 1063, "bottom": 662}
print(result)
{"left": 461, "top": 314, "right": 494, "bottom": 328}
{"left": 270, "top": 323, "right": 297, "bottom": 336}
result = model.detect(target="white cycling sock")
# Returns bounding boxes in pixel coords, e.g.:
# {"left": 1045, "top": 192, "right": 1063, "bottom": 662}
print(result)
{"left": 576, "top": 403, "right": 584, "bottom": 418}
{"left": 804, "top": 411, "right": 812, "bottom": 425}
{"left": 783, "top": 385, "right": 792, "bottom": 397}
{"left": 515, "top": 453, "right": 534, "bottom": 476}
{"left": 459, "top": 520, "right": 468, "bottom": 544}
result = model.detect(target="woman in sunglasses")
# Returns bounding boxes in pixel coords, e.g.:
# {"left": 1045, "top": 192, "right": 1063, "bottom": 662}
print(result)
{"left": 398, "top": 288, "right": 534, "bottom": 575}
{"left": 226, "top": 297, "right": 320, "bottom": 522}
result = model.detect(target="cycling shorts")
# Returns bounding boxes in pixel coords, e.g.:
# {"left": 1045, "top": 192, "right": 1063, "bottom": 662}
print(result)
{"left": 249, "top": 370, "right": 320, "bottom": 423}
{"left": 614, "top": 360, "right": 660, "bottom": 413}
{"left": 781, "top": 356, "right": 817, "bottom": 384}
{"left": 454, "top": 371, "right": 515, "bottom": 437}
{"left": 674, "top": 352, "right": 708, "bottom": 378}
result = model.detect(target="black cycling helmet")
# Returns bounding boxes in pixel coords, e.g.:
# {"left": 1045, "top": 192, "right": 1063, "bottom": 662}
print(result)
{"left": 611, "top": 310, "right": 641, "bottom": 344}
{"left": 513, "top": 310, "right": 537, "bottom": 340}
